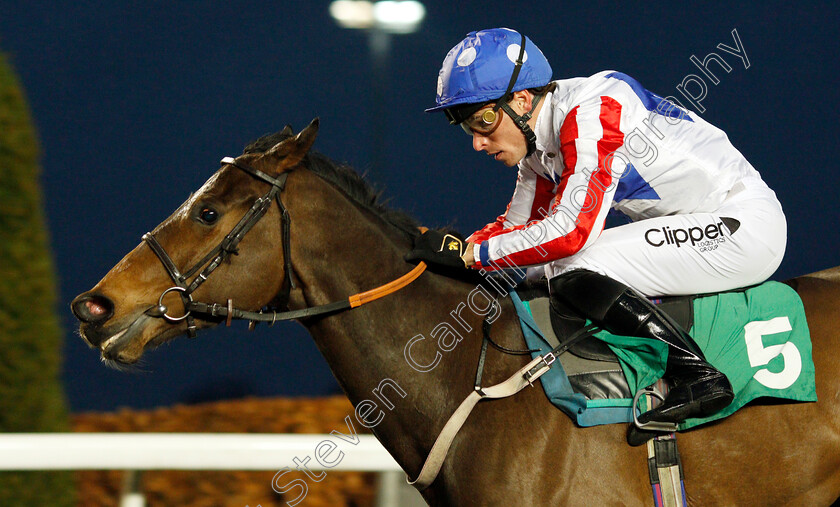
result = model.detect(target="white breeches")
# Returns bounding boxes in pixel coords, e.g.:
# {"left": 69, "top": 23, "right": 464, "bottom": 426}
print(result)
{"left": 547, "top": 179, "right": 787, "bottom": 297}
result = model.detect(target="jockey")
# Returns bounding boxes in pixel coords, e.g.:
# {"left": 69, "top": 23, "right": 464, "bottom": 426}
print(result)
{"left": 414, "top": 28, "right": 787, "bottom": 427}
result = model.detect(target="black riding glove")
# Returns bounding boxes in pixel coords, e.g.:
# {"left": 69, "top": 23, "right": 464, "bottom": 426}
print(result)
{"left": 405, "top": 229, "right": 469, "bottom": 269}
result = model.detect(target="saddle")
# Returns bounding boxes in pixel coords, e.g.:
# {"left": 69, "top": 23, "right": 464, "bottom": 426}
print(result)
{"left": 512, "top": 278, "right": 816, "bottom": 430}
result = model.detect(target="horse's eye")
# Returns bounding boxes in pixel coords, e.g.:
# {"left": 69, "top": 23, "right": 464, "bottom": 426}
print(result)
{"left": 198, "top": 207, "right": 219, "bottom": 224}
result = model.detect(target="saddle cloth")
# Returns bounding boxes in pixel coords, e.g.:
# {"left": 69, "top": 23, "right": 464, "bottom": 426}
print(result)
{"left": 513, "top": 280, "right": 817, "bottom": 430}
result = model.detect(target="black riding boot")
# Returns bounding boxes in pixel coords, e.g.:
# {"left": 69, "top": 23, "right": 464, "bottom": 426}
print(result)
{"left": 549, "top": 270, "right": 734, "bottom": 425}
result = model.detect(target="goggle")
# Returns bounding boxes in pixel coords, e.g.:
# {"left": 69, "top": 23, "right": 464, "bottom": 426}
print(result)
{"left": 458, "top": 105, "right": 503, "bottom": 136}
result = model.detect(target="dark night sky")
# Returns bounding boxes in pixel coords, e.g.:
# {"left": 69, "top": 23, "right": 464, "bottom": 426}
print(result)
{"left": 1, "top": 2, "right": 838, "bottom": 412}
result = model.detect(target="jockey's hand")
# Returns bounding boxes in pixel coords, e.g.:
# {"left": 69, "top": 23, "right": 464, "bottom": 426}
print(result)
{"left": 405, "top": 230, "right": 471, "bottom": 269}
{"left": 461, "top": 241, "right": 475, "bottom": 267}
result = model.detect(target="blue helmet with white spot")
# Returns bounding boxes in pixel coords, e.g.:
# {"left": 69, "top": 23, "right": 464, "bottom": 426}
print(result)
{"left": 425, "top": 28, "right": 552, "bottom": 115}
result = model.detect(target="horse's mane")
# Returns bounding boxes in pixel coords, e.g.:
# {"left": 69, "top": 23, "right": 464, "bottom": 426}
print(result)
{"left": 243, "top": 129, "right": 421, "bottom": 238}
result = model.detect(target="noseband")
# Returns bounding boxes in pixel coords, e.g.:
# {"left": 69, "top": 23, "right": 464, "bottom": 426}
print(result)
{"left": 142, "top": 156, "right": 426, "bottom": 338}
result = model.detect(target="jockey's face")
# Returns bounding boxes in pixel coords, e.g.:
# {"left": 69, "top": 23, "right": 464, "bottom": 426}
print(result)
{"left": 468, "top": 91, "right": 534, "bottom": 167}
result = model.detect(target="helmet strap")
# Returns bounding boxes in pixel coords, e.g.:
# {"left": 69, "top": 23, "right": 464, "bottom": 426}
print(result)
{"left": 493, "top": 32, "right": 527, "bottom": 111}
{"left": 499, "top": 91, "right": 545, "bottom": 157}
{"left": 492, "top": 32, "right": 544, "bottom": 157}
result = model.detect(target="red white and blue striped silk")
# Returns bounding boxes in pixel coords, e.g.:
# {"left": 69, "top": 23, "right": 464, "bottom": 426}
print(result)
{"left": 471, "top": 95, "right": 623, "bottom": 270}
{"left": 468, "top": 70, "right": 764, "bottom": 274}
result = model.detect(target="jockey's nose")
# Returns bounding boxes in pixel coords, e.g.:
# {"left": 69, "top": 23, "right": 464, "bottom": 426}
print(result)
{"left": 71, "top": 292, "right": 115, "bottom": 325}
{"left": 472, "top": 132, "right": 489, "bottom": 152}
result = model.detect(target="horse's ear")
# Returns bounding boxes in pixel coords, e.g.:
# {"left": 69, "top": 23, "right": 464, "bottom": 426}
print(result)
{"left": 265, "top": 118, "right": 319, "bottom": 167}
{"left": 280, "top": 125, "right": 294, "bottom": 138}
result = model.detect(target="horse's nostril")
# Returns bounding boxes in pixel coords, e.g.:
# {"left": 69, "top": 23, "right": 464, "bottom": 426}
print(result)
{"left": 85, "top": 300, "right": 107, "bottom": 317}
{"left": 71, "top": 293, "right": 115, "bottom": 324}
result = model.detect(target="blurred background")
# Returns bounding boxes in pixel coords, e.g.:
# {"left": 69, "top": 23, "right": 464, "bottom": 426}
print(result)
{"left": 1, "top": 0, "right": 837, "bottom": 423}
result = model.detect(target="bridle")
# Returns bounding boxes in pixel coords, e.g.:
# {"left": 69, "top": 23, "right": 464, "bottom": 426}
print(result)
{"left": 141, "top": 156, "right": 294, "bottom": 337}
{"left": 142, "top": 156, "right": 426, "bottom": 338}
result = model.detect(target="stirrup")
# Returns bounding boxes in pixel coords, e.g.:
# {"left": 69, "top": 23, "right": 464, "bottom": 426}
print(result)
{"left": 632, "top": 386, "right": 678, "bottom": 432}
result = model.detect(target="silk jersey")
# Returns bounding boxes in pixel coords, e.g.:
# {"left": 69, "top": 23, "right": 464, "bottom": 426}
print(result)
{"left": 469, "top": 70, "right": 772, "bottom": 276}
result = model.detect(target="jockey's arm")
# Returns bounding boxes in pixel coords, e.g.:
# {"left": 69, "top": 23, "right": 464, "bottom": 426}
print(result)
{"left": 467, "top": 96, "right": 625, "bottom": 270}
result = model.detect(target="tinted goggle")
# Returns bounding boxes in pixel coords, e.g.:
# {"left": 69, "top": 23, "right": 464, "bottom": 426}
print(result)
{"left": 445, "top": 104, "right": 503, "bottom": 136}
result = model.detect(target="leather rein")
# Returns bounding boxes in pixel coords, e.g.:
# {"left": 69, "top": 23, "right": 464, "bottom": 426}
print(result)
{"left": 142, "top": 156, "right": 426, "bottom": 338}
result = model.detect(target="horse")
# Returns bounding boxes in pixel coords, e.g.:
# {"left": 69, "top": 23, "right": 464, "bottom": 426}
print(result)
{"left": 71, "top": 119, "right": 840, "bottom": 506}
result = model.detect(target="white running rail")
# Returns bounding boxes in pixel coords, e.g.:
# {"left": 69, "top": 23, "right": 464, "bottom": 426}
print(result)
{"left": 0, "top": 433, "right": 429, "bottom": 507}
{"left": 0, "top": 433, "right": 402, "bottom": 471}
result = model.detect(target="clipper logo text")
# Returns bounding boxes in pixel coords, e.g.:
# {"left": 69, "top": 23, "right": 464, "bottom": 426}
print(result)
{"left": 645, "top": 221, "right": 730, "bottom": 252}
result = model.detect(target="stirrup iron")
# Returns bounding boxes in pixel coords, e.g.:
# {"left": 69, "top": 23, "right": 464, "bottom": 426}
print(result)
{"left": 632, "top": 386, "right": 678, "bottom": 432}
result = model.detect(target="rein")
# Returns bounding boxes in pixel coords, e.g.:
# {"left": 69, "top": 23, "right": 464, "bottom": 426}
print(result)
{"left": 142, "top": 156, "right": 426, "bottom": 337}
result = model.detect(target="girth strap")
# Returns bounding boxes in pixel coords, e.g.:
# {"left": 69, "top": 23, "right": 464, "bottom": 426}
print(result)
{"left": 648, "top": 434, "right": 686, "bottom": 507}
{"left": 407, "top": 354, "right": 548, "bottom": 490}
{"left": 408, "top": 322, "right": 599, "bottom": 490}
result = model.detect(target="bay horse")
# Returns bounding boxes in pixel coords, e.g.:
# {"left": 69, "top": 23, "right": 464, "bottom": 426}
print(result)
{"left": 71, "top": 119, "right": 840, "bottom": 506}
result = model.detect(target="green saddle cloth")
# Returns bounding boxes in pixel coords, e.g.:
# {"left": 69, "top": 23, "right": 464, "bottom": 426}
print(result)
{"left": 518, "top": 280, "right": 818, "bottom": 430}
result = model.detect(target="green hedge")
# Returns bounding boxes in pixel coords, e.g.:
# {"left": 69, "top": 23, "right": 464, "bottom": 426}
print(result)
{"left": 0, "top": 52, "right": 75, "bottom": 505}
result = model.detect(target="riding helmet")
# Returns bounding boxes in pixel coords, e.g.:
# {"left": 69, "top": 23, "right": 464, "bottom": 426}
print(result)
{"left": 425, "top": 28, "right": 552, "bottom": 116}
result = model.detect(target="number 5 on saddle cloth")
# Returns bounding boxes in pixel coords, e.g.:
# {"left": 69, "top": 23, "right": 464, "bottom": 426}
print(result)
{"left": 511, "top": 280, "right": 817, "bottom": 430}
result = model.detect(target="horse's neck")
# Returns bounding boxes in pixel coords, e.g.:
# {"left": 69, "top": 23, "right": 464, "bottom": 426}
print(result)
{"left": 286, "top": 180, "right": 514, "bottom": 472}
{"left": 294, "top": 217, "right": 471, "bottom": 397}
{"left": 303, "top": 268, "right": 500, "bottom": 472}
